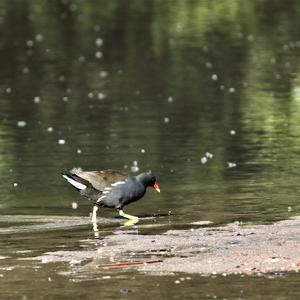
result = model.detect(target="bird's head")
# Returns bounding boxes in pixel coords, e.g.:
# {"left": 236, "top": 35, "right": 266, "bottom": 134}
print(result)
{"left": 137, "top": 172, "right": 160, "bottom": 192}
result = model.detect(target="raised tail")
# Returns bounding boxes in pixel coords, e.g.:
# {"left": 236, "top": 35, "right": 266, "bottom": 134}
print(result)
{"left": 62, "top": 171, "right": 103, "bottom": 203}
{"left": 61, "top": 172, "right": 87, "bottom": 191}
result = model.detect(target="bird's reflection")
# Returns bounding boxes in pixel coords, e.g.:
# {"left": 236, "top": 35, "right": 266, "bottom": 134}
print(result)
{"left": 92, "top": 212, "right": 139, "bottom": 238}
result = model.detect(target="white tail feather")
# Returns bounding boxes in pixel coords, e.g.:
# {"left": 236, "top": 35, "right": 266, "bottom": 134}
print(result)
{"left": 62, "top": 175, "right": 86, "bottom": 190}
{"left": 111, "top": 181, "right": 126, "bottom": 186}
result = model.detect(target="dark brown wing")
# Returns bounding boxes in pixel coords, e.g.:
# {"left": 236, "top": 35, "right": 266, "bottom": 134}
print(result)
{"left": 70, "top": 168, "right": 128, "bottom": 191}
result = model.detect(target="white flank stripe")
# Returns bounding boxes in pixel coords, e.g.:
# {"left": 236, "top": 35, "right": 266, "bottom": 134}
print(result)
{"left": 111, "top": 181, "right": 126, "bottom": 187}
{"left": 104, "top": 187, "right": 112, "bottom": 190}
{"left": 63, "top": 175, "right": 86, "bottom": 190}
{"left": 97, "top": 195, "right": 106, "bottom": 203}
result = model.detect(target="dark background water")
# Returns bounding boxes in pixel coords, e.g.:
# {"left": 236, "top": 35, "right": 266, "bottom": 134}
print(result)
{"left": 1, "top": 0, "right": 300, "bottom": 299}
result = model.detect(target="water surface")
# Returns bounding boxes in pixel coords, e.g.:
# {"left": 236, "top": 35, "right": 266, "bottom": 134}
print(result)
{"left": 1, "top": 0, "right": 300, "bottom": 299}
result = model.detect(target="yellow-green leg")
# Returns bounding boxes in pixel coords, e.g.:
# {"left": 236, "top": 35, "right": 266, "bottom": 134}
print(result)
{"left": 118, "top": 209, "right": 139, "bottom": 221}
{"left": 118, "top": 210, "right": 139, "bottom": 226}
{"left": 92, "top": 205, "right": 99, "bottom": 237}
{"left": 123, "top": 218, "right": 139, "bottom": 226}
{"left": 92, "top": 205, "right": 98, "bottom": 223}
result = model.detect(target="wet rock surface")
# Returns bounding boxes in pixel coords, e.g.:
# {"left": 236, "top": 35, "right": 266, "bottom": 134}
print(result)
{"left": 23, "top": 216, "right": 300, "bottom": 276}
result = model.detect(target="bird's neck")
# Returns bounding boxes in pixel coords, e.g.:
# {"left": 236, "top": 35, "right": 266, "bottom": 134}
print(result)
{"left": 135, "top": 174, "right": 146, "bottom": 185}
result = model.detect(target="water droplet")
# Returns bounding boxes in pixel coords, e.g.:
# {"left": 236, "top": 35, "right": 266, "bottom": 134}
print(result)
{"left": 120, "top": 288, "right": 129, "bottom": 294}
{"left": 141, "top": 149, "right": 145, "bottom": 153}
{"left": 95, "top": 38, "right": 103, "bottom": 46}
{"left": 205, "top": 152, "right": 213, "bottom": 159}
{"left": 168, "top": 96, "right": 173, "bottom": 103}
{"left": 26, "top": 40, "right": 34, "bottom": 47}
{"left": 72, "top": 202, "right": 78, "bottom": 209}
{"left": 227, "top": 162, "right": 237, "bottom": 168}
{"left": 59, "top": 75, "right": 65, "bottom": 82}
{"left": 205, "top": 62, "right": 212, "bottom": 68}
{"left": 283, "top": 44, "right": 289, "bottom": 51}
{"left": 62, "top": 96, "right": 68, "bottom": 102}
{"left": 13, "top": 183, "right": 18, "bottom": 187}
{"left": 17, "top": 121, "right": 27, "bottom": 127}
{"left": 47, "top": 127, "right": 53, "bottom": 132}
{"left": 99, "top": 71, "right": 108, "bottom": 78}
{"left": 131, "top": 161, "right": 139, "bottom": 172}
{"left": 95, "top": 51, "right": 103, "bottom": 59}
{"left": 88, "top": 92, "right": 94, "bottom": 98}
{"left": 78, "top": 56, "right": 85, "bottom": 62}
{"left": 35, "top": 34, "right": 43, "bottom": 42}
{"left": 202, "top": 46, "right": 209, "bottom": 52}
{"left": 164, "top": 117, "right": 170, "bottom": 123}
{"left": 97, "top": 92, "right": 105, "bottom": 100}
{"left": 33, "top": 96, "right": 41, "bottom": 104}
{"left": 58, "top": 139, "right": 66, "bottom": 145}
{"left": 228, "top": 87, "right": 235, "bottom": 93}
{"left": 201, "top": 157, "right": 208, "bottom": 164}
{"left": 247, "top": 34, "right": 254, "bottom": 41}
{"left": 230, "top": 130, "right": 236, "bottom": 135}
{"left": 288, "top": 206, "right": 293, "bottom": 212}
{"left": 77, "top": 149, "right": 82, "bottom": 154}
{"left": 211, "top": 74, "right": 218, "bottom": 81}
{"left": 93, "top": 25, "right": 100, "bottom": 32}
{"left": 5, "top": 87, "right": 12, "bottom": 93}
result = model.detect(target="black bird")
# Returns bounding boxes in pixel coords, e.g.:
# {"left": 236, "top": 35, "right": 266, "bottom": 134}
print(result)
{"left": 62, "top": 168, "right": 160, "bottom": 224}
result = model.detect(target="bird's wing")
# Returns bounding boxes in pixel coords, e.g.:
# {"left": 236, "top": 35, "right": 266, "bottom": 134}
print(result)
{"left": 70, "top": 168, "right": 128, "bottom": 191}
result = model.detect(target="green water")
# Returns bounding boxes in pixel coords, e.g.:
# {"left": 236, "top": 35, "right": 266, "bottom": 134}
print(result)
{"left": 1, "top": 0, "right": 300, "bottom": 298}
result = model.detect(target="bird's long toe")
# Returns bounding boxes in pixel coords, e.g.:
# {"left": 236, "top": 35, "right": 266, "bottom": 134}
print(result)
{"left": 118, "top": 209, "right": 139, "bottom": 220}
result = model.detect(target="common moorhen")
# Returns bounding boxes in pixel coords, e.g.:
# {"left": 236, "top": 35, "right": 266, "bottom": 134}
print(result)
{"left": 62, "top": 168, "right": 160, "bottom": 224}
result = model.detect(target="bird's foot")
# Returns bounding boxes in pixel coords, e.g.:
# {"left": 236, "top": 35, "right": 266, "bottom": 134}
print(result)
{"left": 122, "top": 218, "right": 139, "bottom": 227}
{"left": 118, "top": 209, "right": 139, "bottom": 221}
